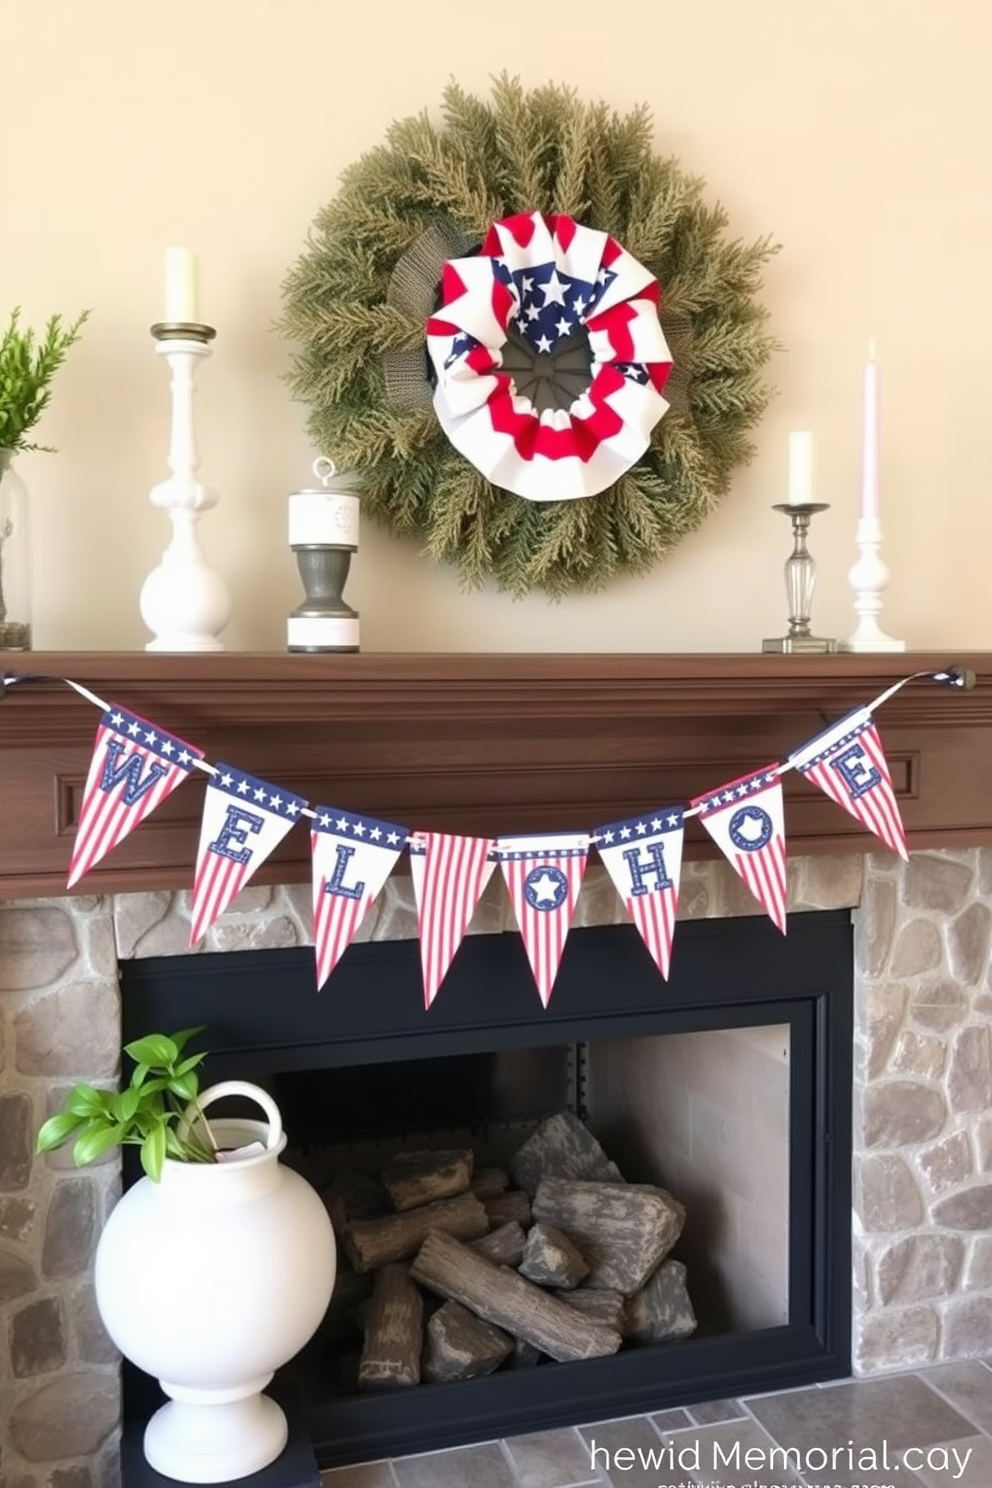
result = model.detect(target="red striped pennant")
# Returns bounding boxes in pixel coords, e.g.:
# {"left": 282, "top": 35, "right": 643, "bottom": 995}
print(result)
{"left": 409, "top": 831, "right": 496, "bottom": 1008}
{"left": 691, "top": 768, "right": 788, "bottom": 933}
{"left": 310, "top": 806, "right": 408, "bottom": 991}
{"left": 496, "top": 832, "right": 589, "bottom": 1007}
{"left": 595, "top": 808, "right": 684, "bottom": 980}
{"left": 789, "top": 706, "right": 908, "bottom": 860}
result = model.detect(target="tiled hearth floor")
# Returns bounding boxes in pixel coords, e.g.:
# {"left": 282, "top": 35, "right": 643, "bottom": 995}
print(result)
{"left": 318, "top": 1360, "right": 992, "bottom": 1488}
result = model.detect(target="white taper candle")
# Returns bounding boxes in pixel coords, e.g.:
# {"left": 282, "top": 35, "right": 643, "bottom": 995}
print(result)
{"left": 861, "top": 339, "right": 880, "bottom": 522}
{"left": 787, "top": 431, "right": 814, "bottom": 505}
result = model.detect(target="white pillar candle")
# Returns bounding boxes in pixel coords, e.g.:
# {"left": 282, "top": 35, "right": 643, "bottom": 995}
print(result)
{"left": 861, "top": 339, "right": 880, "bottom": 522}
{"left": 787, "top": 430, "right": 814, "bottom": 505}
{"left": 164, "top": 247, "right": 201, "bottom": 323}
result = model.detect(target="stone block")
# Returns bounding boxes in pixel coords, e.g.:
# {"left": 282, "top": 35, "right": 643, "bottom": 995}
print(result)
{"left": 0, "top": 1196, "right": 36, "bottom": 1241}
{"left": 941, "top": 1295, "right": 992, "bottom": 1358}
{"left": 798, "top": 853, "right": 863, "bottom": 910}
{"left": 0, "top": 1243, "right": 37, "bottom": 1302}
{"left": 974, "top": 1114, "right": 992, "bottom": 1171}
{"left": 891, "top": 920, "right": 942, "bottom": 977}
{"left": 949, "top": 902, "right": 992, "bottom": 985}
{"left": 0, "top": 906, "right": 78, "bottom": 992}
{"left": 8, "top": 1372, "right": 118, "bottom": 1461}
{"left": 111, "top": 891, "right": 177, "bottom": 959}
{"left": 210, "top": 916, "right": 300, "bottom": 952}
{"left": 904, "top": 853, "right": 975, "bottom": 915}
{"left": 11, "top": 1296, "right": 67, "bottom": 1377}
{"left": 854, "top": 1303, "right": 938, "bottom": 1373}
{"left": 856, "top": 873, "right": 897, "bottom": 977}
{"left": 48, "top": 1469, "right": 92, "bottom": 1488}
{"left": 919, "top": 1131, "right": 972, "bottom": 1194}
{"left": 0, "top": 1093, "right": 33, "bottom": 1191}
{"left": 932, "top": 1182, "right": 992, "bottom": 1230}
{"left": 891, "top": 1030, "right": 946, "bottom": 1079}
{"left": 864, "top": 983, "right": 907, "bottom": 1079}
{"left": 861, "top": 1079, "right": 946, "bottom": 1149}
{"left": 41, "top": 1179, "right": 98, "bottom": 1280}
{"left": 572, "top": 867, "right": 621, "bottom": 928}
{"left": 948, "top": 1024, "right": 992, "bottom": 1112}
{"left": 909, "top": 977, "right": 967, "bottom": 1032}
{"left": 14, "top": 982, "right": 119, "bottom": 1079}
{"left": 874, "top": 1234, "right": 963, "bottom": 1305}
{"left": 855, "top": 1154, "right": 923, "bottom": 1232}
{"left": 962, "top": 1235, "right": 992, "bottom": 1291}
{"left": 67, "top": 1282, "right": 119, "bottom": 1366}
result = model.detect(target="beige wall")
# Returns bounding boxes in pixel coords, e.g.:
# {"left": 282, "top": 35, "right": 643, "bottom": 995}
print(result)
{"left": 5, "top": 0, "right": 990, "bottom": 653}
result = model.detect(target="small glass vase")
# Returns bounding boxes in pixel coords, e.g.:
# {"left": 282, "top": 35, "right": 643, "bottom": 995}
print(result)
{"left": 0, "top": 449, "right": 31, "bottom": 651}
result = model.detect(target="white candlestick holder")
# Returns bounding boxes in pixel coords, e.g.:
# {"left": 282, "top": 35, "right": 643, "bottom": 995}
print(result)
{"left": 139, "top": 322, "right": 231, "bottom": 652}
{"left": 838, "top": 515, "right": 905, "bottom": 653}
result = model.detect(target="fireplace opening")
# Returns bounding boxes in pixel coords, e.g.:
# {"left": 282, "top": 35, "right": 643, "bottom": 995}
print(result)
{"left": 118, "top": 912, "right": 853, "bottom": 1467}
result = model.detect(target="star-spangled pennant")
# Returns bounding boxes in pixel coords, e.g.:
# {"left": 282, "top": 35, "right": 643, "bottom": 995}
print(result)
{"left": 67, "top": 706, "right": 204, "bottom": 888}
{"left": 409, "top": 831, "right": 496, "bottom": 1008}
{"left": 595, "top": 808, "right": 684, "bottom": 980}
{"left": 496, "top": 832, "right": 589, "bottom": 1007}
{"left": 788, "top": 706, "right": 908, "bottom": 861}
{"left": 691, "top": 767, "right": 788, "bottom": 933}
{"left": 189, "top": 765, "right": 308, "bottom": 945}
{"left": 310, "top": 806, "right": 409, "bottom": 991}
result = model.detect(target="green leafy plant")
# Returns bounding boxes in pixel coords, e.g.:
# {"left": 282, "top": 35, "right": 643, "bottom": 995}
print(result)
{"left": 36, "top": 1027, "right": 219, "bottom": 1182}
{"left": 0, "top": 306, "right": 90, "bottom": 453}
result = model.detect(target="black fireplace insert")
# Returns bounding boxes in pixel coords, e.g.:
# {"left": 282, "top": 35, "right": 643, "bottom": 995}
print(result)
{"left": 119, "top": 910, "right": 853, "bottom": 1468}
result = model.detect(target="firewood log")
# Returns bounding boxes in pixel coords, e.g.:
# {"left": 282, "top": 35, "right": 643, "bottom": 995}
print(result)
{"left": 531, "top": 1179, "right": 684, "bottom": 1294}
{"left": 410, "top": 1230, "right": 622, "bottom": 1363}
{"left": 358, "top": 1263, "right": 423, "bottom": 1390}
{"left": 344, "top": 1191, "right": 489, "bottom": 1273}
{"left": 381, "top": 1148, "right": 473, "bottom": 1211}
{"left": 469, "top": 1220, "right": 526, "bottom": 1267}
{"left": 422, "top": 1300, "right": 513, "bottom": 1382}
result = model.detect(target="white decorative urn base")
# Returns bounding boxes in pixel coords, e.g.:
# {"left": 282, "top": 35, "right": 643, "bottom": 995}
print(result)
{"left": 94, "top": 1083, "right": 336, "bottom": 1483}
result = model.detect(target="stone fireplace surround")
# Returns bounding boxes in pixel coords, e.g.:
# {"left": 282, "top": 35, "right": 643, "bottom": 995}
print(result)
{"left": 3, "top": 651, "right": 992, "bottom": 1485}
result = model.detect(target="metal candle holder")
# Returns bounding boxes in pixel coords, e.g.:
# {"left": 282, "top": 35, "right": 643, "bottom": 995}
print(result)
{"left": 287, "top": 459, "right": 360, "bottom": 653}
{"left": 762, "top": 502, "right": 837, "bottom": 655}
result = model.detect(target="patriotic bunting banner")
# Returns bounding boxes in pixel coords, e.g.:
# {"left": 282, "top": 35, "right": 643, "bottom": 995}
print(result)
{"left": 595, "top": 808, "right": 685, "bottom": 980}
{"left": 409, "top": 831, "right": 496, "bottom": 1008}
{"left": 311, "top": 806, "right": 409, "bottom": 991}
{"left": 67, "top": 705, "right": 204, "bottom": 888}
{"left": 691, "top": 767, "right": 788, "bottom": 933}
{"left": 10, "top": 663, "right": 961, "bottom": 1000}
{"left": 789, "top": 706, "right": 908, "bottom": 861}
{"left": 496, "top": 832, "right": 589, "bottom": 1007}
{"left": 190, "top": 765, "right": 308, "bottom": 946}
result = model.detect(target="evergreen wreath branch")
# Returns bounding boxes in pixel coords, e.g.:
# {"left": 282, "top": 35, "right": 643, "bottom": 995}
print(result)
{"left": 281, "top": 76, "right": 779, "bottom": 598}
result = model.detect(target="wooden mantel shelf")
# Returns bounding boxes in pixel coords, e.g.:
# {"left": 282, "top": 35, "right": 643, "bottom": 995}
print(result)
{"left": 1, "top": 650, "right": 990, "bottom": 899}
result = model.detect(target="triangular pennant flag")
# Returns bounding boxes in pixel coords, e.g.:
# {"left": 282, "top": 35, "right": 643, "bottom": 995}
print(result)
{"left": 190, "top": 765, "right": 308, "bottom": 945}
{"left": 310, "top": 805, "right": 408, "bottom": 990}
{"left": 594, "top": 807, "right": 684, "bottom": 979}
{"left": 409, "top": 831, "right": 496, "bottom": 1008}
{"left": 67, "top": 705, "right": 204, "bottom": 888}
{"left": 495, "top": 831, "right": 589, "bottom": 1007}
{"left": 691, "top": 766, "right": 788, "bottom": 933}
{"left": 788, "top": 706, "right": 908, "bottom": 861}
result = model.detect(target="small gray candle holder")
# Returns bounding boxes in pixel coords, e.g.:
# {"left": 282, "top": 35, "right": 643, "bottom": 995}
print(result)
{"left": 287, "top": 459, "right": 360, "bottom": 653}
{"left": 762, "top": 502, "right": 837, "bottom": 655}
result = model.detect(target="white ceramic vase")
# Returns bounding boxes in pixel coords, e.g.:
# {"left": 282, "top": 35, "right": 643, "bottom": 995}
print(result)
{"left": 94, "top": 1081, "right": 336, "bottom": 1483}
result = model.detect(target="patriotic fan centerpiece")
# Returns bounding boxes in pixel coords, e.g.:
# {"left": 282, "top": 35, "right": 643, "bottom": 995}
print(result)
{"left": 281, "top": 77, "right": 777, "bottom": 597}
{"left": 426, "top": 212, "right": 673, "bottom": 502}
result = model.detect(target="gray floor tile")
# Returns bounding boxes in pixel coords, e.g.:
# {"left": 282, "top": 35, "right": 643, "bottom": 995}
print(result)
{"left": 745, "top": 1374, "right": 976, "bottom": 1488}
{"left": 320, "top": 1464, "right": 397, "bottom": 1488}
{"left": 665, "top": 1419, "right": 799, "bottom": 1488}
{"left": 577, "top": 1417, "right": 680, "bottom": 1487}
{"left": 392, "top": 1441, "right": 518, "bottom": 1488}
{"left": 648, "top": 1409, "right": 693, "bottom": 1433}
{"left": 897, "top": 1435, "right": 992, "bottom": 1488}
{"left": 503, "top": 1426, "right": 604, "bottom": 1487}
{"left": 914, "top": 1359, "right": 992, "bottom": 1435}
{"left": 684, "top": 1398, "right": 745, "bottom": 1425}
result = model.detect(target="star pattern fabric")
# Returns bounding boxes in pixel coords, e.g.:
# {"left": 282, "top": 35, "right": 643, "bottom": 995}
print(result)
{"left": 426, "top": 211, "right": 672, "bottom": 501}
{"left": 496, "top": 831, "right": 589, "bottom": 1006}
{"left": 595, "top": 808, "right": 685, "bottom": 980}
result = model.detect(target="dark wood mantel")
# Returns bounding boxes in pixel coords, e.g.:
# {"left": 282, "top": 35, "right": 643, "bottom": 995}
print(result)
{"left": 1, "top": 650, "right": 990, "bottom": 899}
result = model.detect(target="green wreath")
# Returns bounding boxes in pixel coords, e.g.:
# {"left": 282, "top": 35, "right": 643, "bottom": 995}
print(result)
{"left": 281, "top": 76, "right": 778, "bottom": 598}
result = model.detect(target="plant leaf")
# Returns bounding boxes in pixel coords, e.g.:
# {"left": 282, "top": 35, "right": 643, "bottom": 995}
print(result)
{"left": 141, "top": 1124, "right": 167, "bottom": 1182}
{"left": 65, "top": 1083, "right": 112, "bottom": 1117}
{"left": 72, "top": 1122, "right": 123, "bottom": 1166}
{"left": 125, "top": 1034, "right": 178, "bottom": 1070}
{"left": 170, "top": 1026, "right": 206, "bottom": 1055}
{"left": 36, "top": 1111, "right": 84, "bottom": 1152}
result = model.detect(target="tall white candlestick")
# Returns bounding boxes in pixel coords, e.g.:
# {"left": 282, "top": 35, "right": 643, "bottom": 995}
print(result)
{"left": 164, "top": 246, "right": 201, "bottom": 324}
{"left": 861, "top": 339, "right": 879, "bottom": 521}
{"left": 787, "top": 430, "right": 814, "bottom": 505}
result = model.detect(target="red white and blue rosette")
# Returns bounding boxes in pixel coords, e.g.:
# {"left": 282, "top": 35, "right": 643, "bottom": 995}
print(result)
{"left": 426, "top": 211, "right": 673, "bottom": 502}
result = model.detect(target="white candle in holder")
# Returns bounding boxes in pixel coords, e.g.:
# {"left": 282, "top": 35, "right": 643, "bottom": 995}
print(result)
{"left": 787, "top": 430, "right": 814, "bottom": 505}
{"left": 861, "top": 340, "right": 880, "bottom": 522}
{"left": 164, "top": 247, "right": 201, "bottom": 324}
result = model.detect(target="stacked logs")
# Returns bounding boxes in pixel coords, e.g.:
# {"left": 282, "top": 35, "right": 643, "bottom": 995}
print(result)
{"left": 321, "top": 1111, "right": 697, "bottom": 1391}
